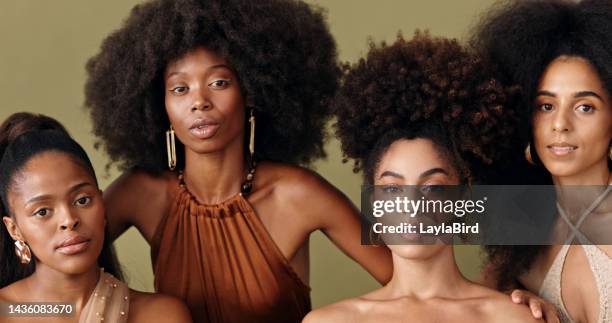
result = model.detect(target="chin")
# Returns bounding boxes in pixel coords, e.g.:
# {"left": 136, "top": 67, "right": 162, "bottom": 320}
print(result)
{"left": 388, "top": 244, "right": 447, "bottom": 260}
{"left": 53, "top": 257, "right": 99, "bottom": 275}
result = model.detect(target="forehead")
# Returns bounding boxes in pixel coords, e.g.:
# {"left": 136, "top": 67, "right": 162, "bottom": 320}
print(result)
{"left": 165, "top": 47, "right": 228, "bottom": 74}
{"left": 376, "top": 138, "right": 449, "bottom": 175}
{"left": 539, "top": 56, "right": 607, "bottom": 95}
{"left": 10, "top": 151, "right": 95, "bottom": 197}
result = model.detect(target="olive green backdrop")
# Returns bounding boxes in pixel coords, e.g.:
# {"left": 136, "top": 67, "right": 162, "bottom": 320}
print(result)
{"left": 0, "top": 0, "right": 496, "bottom": 308}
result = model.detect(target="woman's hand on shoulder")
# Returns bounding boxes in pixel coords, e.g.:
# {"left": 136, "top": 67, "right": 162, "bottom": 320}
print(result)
{"left": 509, "top": 289, "right": 560, "bottom": 323}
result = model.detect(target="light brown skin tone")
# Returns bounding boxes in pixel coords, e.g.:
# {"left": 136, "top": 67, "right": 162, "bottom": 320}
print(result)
{"left": 303, "top": 139, "right": 540, "bottom": 323}
{"left": 0, "top": 152, "right": 191, "bottom": 322}
{"left": 519, "top": 56, "right": 612, "bottom": 323}
{"left": 103, "top": 46, "right": 393, "bottom": 287}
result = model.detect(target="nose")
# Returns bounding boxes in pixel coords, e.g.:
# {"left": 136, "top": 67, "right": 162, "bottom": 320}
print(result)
{"left": 59, "top": 208, "right": 80, "bottom": 231}
{"left": 191, "top": 88, "right": 212, "bottom": 112}
{"left": 551, "top": 108, "right": 571, "bottom": 133}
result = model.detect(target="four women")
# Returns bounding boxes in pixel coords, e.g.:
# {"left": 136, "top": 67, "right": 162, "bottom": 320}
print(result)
{"left": 1, "top": 0, "right": 609, "bottom": 322}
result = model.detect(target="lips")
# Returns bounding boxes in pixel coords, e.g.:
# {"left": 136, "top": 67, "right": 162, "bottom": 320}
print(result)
{"left": 55, "top": 235, "right": 91, "bottom": 255}
{"left": 547, "top": 142, "right": 578, "bottom": 156}
{"left": 189, "top": 118, "right": 220, "bottom": 140}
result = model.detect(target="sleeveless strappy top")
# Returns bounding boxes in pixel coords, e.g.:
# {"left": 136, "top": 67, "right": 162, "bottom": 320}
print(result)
{"left": 151, "top": 185, "right": 311, "bottom": 323}
{"left": 539, "top": 186, "right": 611, "bottom": 323}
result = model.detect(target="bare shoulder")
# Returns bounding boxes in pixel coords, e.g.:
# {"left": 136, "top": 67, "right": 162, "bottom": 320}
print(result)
{"left": 255, "top": 161, "right": 356, "bottom": 228}
{"left": 257, "top": 161, "right": 339, "bottom": 198}
{"left": 104, "top": 168, "right": 178, "bottom": 240}
{"left": 0, "top": 279, "right": 29, "bottom": 302}
{"left": 128, "top": 290, "right": 192, "bottom": 323}
{"left": 478, "top": 288, "right": 542, "bottom": 323}
{"left": 106, "top": 167, "right": 176, "bottom": 199}
{"left": 303, "top": 298, "right": 362, "bottom": 323}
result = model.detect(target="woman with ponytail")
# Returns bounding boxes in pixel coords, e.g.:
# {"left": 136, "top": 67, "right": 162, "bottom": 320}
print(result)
{"left": 0, "top": 112, "right": 191, "bottom": 322}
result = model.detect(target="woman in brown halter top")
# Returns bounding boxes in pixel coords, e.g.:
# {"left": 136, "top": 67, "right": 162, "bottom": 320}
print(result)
{"left": 84, "top": 0, "right": 392, "bottom": 322}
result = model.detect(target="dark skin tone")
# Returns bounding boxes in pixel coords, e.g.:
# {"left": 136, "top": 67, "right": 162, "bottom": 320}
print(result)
{"left": 0, "top": 152, "right": 191, "bottom": 322}
{"left": 103, "top": 46, "right": 393, "bottom": 287}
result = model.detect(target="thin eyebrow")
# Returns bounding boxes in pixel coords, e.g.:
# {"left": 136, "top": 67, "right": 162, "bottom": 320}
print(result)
{"left": 25, "top": 182, "right": 94, "bottom": 206}
{"left": 536, "top": 90, "right": 604, "bottom": 102}
{"left": 419, "top": 168, "right": 449, "bottom": 179}
{"left": 165, "top": 64, "right": 232, "bottom": 80}
{"left": 574, "top": 91, "right": 603, "bottom": 102}
{"left": 379, "top": 171, "right": 404, "bottom": 180}
{"left": 536, "top": 90, "right": 556, "bottom": 98}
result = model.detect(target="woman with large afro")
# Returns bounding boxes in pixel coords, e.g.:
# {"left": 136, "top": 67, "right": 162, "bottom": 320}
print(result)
{"left": 84, "top": 0, "right": 392, "bottom": 322}
{"left": 304, "top": 32, "right": 540, "bottom": 323}
{"left": 472, "top": 1, "right": 612, "bottom": 322}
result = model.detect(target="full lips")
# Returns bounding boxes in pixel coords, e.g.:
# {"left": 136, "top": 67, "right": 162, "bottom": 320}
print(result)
{"left": 189, "top": 123, "right": 220, "bottom": 140}
{"left": 56, "top": 240, "right": 91, "bottom": 255}
{"left": 547, "top": 145, "right": 578, "bottom": 157}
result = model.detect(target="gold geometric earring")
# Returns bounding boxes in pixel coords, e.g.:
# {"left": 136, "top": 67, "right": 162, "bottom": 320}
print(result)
{"left": 14, "top": 240, "right": 31, "bottom": 265}
{"left": 248, "top": 109, "right": 256, "bottom": 160}
{"left": 525, "top": 143, "right": 535, "bottom": 165}
{"left": 166, "top": 125, "right": 177, "bottom": 171}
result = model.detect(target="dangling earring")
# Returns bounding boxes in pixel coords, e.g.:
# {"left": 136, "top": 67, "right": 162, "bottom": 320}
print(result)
{"left": 166, "top": 125, "right": 176, "bottom": 171}
{"left": 14, "top": 240, "right": 31, "bottom": 265}
{"left": 525, "top": 143, "right": 535, "bottom": 165}
{"left": 248, "top": 109, "right": 256, "bottom": 160}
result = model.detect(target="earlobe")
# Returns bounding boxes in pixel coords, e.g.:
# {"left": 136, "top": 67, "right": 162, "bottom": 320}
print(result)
{"left": 2, "top": 216, "right": 23, "bottom": 241}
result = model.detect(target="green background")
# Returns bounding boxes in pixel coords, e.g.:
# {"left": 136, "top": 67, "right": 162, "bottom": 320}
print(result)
{"left": 0, "top": 0, "right": 496, "bottom": 307}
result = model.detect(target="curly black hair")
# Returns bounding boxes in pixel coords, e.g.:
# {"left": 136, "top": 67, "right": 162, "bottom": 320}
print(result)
{"left": 85, "top": 0, "right": 340, "bottom": 173}
{"left": 333, "top": 32, "right": 521, "bottom": 186}
{"left": 471, "top": 0, "right": 612, "bottom": 291}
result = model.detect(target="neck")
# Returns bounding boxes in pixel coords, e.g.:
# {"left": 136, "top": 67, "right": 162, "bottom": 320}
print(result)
{"left": 183, "top": 134, "right": 248, "bottom": 204}
{"left": 384, "top": 246, "right": 471, "bottom": 300}
{"left": 26, "top": 264, "right": 100, "bottom": 310}
{"left": 552, "top": 161, "right": 610, "bottom": 186}
{"left": 552, "top": 162, "right": 610, "bottom": 214}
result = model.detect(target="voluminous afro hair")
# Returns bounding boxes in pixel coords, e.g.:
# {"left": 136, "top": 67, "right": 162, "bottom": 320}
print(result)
{"left": 333, "top": 32, "right": 520, "bottom": 185}
{"left": 471, "top": 0, "right": 612, "bottom": 291}
{"left": 471, "top": 0, "right": 612, "bottom": 117}
{"left": 85, "top": 0, "right": 340, "bottom": 173}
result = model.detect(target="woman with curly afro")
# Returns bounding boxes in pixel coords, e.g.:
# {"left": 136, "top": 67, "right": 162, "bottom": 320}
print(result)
{"left": 303, "top": 32, "right": 541, "bottom": 323}
{"left": 472, "top": 1, "right": 612, "bottom": 322}
{"left": 84, "top": 0, "right": 392, "bottom": 322}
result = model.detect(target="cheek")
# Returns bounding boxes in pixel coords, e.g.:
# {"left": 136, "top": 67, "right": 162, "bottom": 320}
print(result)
{"left": 18, "top": 220, "right": 56, "bottom": 258}
{"left": 532, "top": 114, "right": 549, "bottom": 143}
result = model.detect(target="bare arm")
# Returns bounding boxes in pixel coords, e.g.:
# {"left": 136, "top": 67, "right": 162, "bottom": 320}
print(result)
{"left": 281, "top": 168, "right": 393, "bottom": 284}
{"left": 130, "top": 292, "right": 192, "bottom": 323}
{"left": 103, "top": 168, "right": 173, "bottom": 242}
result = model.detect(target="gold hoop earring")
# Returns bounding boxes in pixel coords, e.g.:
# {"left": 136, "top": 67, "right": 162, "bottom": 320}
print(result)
{"left": 14, "top": 240, "right": 31, "bottom": 265}
{"left": 166, "top": 125, "right": 177, "bottom": 170}
{"left": 249, "top": 109, "right": 256, "bottom": 160}
{"left": 525, "top": 143, "right": 535, "bottom": 165}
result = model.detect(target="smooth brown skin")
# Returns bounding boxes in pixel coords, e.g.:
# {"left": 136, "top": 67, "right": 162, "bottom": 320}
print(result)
{"left": 303, "top": 139, "right": 540, "bottom": 323}
{"left": 0, "top": 152, "right": 191, "bottom": 323}
{"left": 103, "top": 47, "right": 393, "bottom": 287}
{"left": 523, "top": 56, "right": 612, "bottom": 323}
{"left": 482, "top": 56, "right": 612, "bottom": 323}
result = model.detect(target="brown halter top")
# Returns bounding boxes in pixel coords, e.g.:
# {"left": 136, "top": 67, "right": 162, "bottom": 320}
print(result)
{"left": 151, "top": 179, "right": 311, "bottom": 323}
